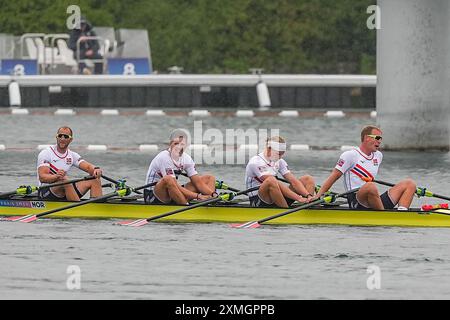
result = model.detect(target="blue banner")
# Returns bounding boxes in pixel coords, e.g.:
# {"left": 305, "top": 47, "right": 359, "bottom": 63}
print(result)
{"left": 0, "top": 59, "right": 38, "bottom": 75}
{"left": 107, "top": 58, "right": 152, "bottom": 75}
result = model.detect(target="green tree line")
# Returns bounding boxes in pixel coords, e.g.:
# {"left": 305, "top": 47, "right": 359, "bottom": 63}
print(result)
{"left": 0, "top": 0, "right": 376, "bottom": 74}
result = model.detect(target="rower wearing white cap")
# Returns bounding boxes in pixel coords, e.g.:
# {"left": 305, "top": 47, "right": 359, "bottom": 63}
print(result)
{"left": 245, "top": 136, "right": 316, "bottom": 208}
{"left": 144, "top": 129, "right": 217, "bottom": 205}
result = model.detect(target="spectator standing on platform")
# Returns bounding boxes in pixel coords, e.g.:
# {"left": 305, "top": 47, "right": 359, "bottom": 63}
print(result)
{"left": 69, "top": 16, "right": 103, "bottom": 74}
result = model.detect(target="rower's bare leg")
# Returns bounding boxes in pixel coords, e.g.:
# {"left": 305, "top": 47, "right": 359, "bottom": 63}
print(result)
{"left": 299, "top": 175, "right": 316, "bottom": 194}
{"left": 154, "top": 176, "right": 188, "bottom": 205}
{"left": 183, "top": 175, "right": 216, "bottom": 194}
{"left": 75, "top": 179, "right": 103, "bottom": 198}
{"left": 356, "top": 182, "right": 384, "bottom": 210}
{"left": 62, "top": 184, "right": 80, "bottom": 202}
{"left": 203, "top": 175, "right": 216, "bottom": 193}
{"left": 386, "top": 178, "right": 417, "bottom": 208}
{"left": 259, "top": 176, "right": 289, "bottom": 208}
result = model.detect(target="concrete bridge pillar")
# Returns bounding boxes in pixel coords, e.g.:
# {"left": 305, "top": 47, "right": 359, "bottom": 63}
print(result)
{"left": 377, "top": 0, "right": 450, "bottom": 150}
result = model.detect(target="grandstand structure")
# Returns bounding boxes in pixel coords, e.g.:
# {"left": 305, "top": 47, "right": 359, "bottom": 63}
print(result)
{"left": 0, "top": 27, "right": 375, "bottom": 109}
{"left": 0, "top": 27, "right": 152, "bottom": 75}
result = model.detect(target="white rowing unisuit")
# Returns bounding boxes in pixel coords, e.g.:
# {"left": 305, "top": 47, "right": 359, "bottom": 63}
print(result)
{"left": 36, "top": 145, "right": 85, "bottom": 186}
{"left": 245, "top": 153, "right": 290, "bottom": 197}
{"left": 335, "top": 147, "right": 383, "bottom": 191}
{"left": 145, "top": 150, "right": 198, "bottom": 189}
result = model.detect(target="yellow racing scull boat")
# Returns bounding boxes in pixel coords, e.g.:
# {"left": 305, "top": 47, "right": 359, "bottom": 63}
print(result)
{"left": 1, "top": 196, "right": 450, "bottom": 227}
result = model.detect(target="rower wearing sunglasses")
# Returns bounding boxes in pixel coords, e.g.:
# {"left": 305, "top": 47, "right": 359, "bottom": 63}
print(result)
{"left": 245, "top": 136, "right": 316, "bottom": 208}
{"left": 37, "top": 126, "right": 103, "bottom": 201}
{"left": 143, "top": 129, "right": 216, "bottom": 205}
{"left": 313, "top": 125, "right": 417, "bottom": 210}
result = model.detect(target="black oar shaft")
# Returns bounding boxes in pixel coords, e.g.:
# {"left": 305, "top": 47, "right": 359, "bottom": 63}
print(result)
{"left": 257, "top": 188, "right": 360, "bottom": 224}
{"left": 39, "top": 176, "right": 96, "bottom": 189}
{"left": 146, "top": 186, "right": 259, "bottom": 222}
{"left": 374, "top": 179, "right": 450, "bottom": 201}
{"left": 134, "top": 182, "right": 158, "bottom": 192}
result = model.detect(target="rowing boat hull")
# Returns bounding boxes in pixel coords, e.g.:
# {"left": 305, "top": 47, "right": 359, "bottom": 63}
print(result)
{"left": 1, "top": 198, "right": 450, "bottom": 227}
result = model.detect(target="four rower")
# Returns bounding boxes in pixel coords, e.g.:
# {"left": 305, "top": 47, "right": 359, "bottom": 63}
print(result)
{"left": 37, "top": 126, "right": 103, "bottom": 201}
{"left": 33, "top": 125, "right": 419, "bottom": 211}
{"left": 245, "top": 136, "right": 316, "bottom": 208}
{"left": 143, "top": 129, "right": 217, "bottom": 205}
{"left": 313, "top": 125, "right": 417, "bottom": 210}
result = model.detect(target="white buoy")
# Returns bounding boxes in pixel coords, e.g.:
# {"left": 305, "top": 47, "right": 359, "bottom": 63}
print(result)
{"left": 146, "top": 110, "right": 166, "bottom": 116}
{"left": 256, "top": 81, "right": 271, "bottom": 109}
{"left": 238, "top": 144, "right": 259, "bottom": 151}
{"left": 290, "top": 144, "right": 310, "bottom": 151}
{"left": 340, "top": 145, "right": 356, "bottom": 151}
{"left": 139, "top": 144, "right": 159, "bottom": 152}
{"left": 87, "top": 145, "right": 108, "bottom": 151}
{"left": 235, "top": 110, "right": 255, "bottom": 117}
{"left": 325, "top": 110, "right": 345, "bottom": 118}
{"left": 0, "top": 144, "right": 6, "bottom": 151}
{"left": 8, "top": 81, "right": 21, "bottom": 107}
{"left": 37, "top": 145, "right": 52, "bottom": 150}
{"left": 101, "top": 109, "right": 119, "bottom": 116}
{"left": 279, "top": 110, "right": 299, "bottom": 117}
{"left": 189, "top": 110, "right": 210, "bottom": 117}
{"left": 11, "top": 108, "right": 29, "bottom": 115}
{"left": 55, "top": 109, "right": 76, "bottom": 116}
{"left": 188, "top": 144, "right": 209, "bottom": 150}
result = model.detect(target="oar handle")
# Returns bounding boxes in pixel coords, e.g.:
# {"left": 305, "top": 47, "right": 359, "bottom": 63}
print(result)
{"left": 39, "top": 176, "right": 96, "bottom": 189}
{"left": 146, "top": 186, "right": 260, "bottom": 222}
{"left": 257, "top": 188, "right": 360, "bottom": 224}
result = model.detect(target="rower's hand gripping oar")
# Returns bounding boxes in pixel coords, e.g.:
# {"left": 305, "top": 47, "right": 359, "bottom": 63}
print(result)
{"left": 6, "top": 180, "right": 134, "bottom": 223}
{"left": 0, "top": 176, "right": 96, "bottom": 199}
{"left": 231, "top": 188, "right": 360, "bottom": 229}
{"left": 367, "top": 178, "right": 450, "bottom": 202}
{"left": 118, "top": 186, "right": 260, "bottom": 227}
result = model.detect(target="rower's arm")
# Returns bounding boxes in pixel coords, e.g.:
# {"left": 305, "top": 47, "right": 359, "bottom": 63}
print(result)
{"left": 189, "top": 174, "right": 215, "bottom": 195}
{"left": 38, "top": 166, "right": 61, "bottom": 184}
{"left": 282, "top": 172, "right": 310, "bottom": 196}
{"left": 78, "top": 161, "right": 102, "bottom": 178}
{"left": 316, "top": 169, "right": 343, "bottom": 197}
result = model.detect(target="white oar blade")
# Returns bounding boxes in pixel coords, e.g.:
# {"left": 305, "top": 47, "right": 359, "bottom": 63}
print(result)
{"left": 230, "top": 221, "right": 261, "bottom": 229}
{"left": 6, "top": 215, "right": 37, "bottom": 223}
{"left": 117, "top": 219, "right": 149, "bottom": 227}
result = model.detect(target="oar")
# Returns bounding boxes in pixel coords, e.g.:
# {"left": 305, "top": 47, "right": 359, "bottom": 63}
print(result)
{"left": 0, "top": 176, "right": 95, "bottom": 199}
{"left": 231, "top": 188, "right": 360, "bottom": 229}
{"left": 118, "top": 186, "right": 260, "bottom": 227}
{"left": 3, "top": 179, "right": 159, "bottom": 223}
{"left": 373, "top": 179, "right": 450, "bottom": 202}
{"left": 101, "top": 174, "right": 143, "bottom": 194}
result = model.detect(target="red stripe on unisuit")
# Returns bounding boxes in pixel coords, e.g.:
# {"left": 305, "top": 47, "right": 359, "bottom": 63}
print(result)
{"left": 350, "top": 169, "right": 364, "bottom": 179}
{"left": 355, "top": 164, "right": 374, "bottom": 179}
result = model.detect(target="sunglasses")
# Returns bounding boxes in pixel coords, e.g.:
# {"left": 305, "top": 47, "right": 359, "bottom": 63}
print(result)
{"left": 56, "top": 134, "right": 72, "bottom": 139}
{"left": 367, "top": 134, "right": 382, "bottom": 141}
